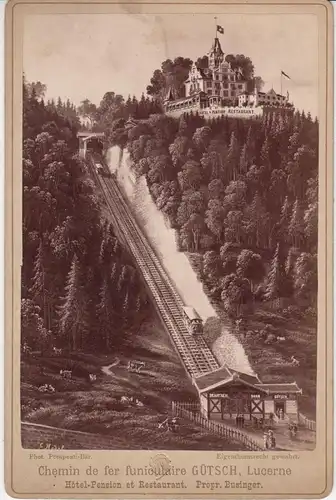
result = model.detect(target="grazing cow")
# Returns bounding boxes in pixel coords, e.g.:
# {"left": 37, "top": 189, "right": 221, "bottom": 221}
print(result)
{"left": 158, "top": 417, "right": 179, "bottom": 432}
{"left": 88, "top": 374, "right": 97, "bottom": 382}
{"left": 277, "top": 336, "right": 286, "bottom": 342}
{"left": 52, "top": 347, "right": 62, "bottom": 356}
{"left": 290, "top": 356, "right": 300, "bottom": 367}
{"left": 60, "top": 369, "right": 72, "bottom": 379}
{"left": 136, "top": 400, "right": 144, "bottom": 407}
{"left": 38, "top": 384, "right": 55, "bottom": 393}
{"left": 127, "top": 360, "right": 145, "bottom": 373}
{"left": 121, "top": 396, "right": 133, "bottom": 403}
{"left": 22, "top": 343, "right": 32, "bottom": 355}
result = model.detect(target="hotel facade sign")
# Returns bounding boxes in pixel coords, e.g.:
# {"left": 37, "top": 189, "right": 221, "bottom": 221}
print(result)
{"left": 199, "top": 106, "right": 263, "bottom": 118}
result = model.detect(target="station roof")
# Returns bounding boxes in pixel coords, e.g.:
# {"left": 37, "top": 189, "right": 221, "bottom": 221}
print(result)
{"left": 194, "top": 364, "right": 302, "bottom": 395}
{"left": 255, "top": 382, "right": 302, "bottom": 394}
{"left": 193, "top": 365, "right": 262, "bottom": 394}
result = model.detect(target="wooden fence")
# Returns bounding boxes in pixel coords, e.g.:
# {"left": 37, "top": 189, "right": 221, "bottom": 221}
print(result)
{"left": 172, "top": 402, "right": 263, "bottom": 451}
{"left": 298, "top": 413, "right": 316, "bottom": 431}
{"left": 173, "top": 401, "right": 200, "bottom": 412}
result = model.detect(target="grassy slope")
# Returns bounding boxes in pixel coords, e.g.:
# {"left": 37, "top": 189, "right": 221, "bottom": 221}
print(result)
{"left": 187, "top": 252, "right": 316, "bottom": 421}
{"left": 240, "top": 308, "right": 316, "bottom": 420}
{"left": 21, "top": 309, "right": 244, "bottom": 450}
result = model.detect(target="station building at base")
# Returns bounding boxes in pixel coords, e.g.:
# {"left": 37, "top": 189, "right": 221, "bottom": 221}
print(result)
{"left": 194, "top": 365, "right": 302, "bottom": 422}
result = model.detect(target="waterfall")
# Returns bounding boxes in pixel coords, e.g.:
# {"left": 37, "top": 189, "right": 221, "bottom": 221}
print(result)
{"left": 106, "top": 146, "right": 254, "bottom": 376}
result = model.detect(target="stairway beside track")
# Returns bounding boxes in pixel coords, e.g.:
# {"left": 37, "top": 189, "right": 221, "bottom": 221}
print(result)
{"left": 88, "top": 155, "right": 219, "bottom": 379}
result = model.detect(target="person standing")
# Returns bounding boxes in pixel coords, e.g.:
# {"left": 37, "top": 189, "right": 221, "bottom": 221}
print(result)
{"left": 263, "top": 432, "right": 268, "bottom": 449}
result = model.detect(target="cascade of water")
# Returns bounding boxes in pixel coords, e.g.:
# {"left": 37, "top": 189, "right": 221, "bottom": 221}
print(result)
{"left": 106, "top": 146, "right": 254, "bottom": 375}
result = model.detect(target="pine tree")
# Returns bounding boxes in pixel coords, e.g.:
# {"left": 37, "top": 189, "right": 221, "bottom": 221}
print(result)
{"left": 245, "top": 126, "right": 255, "bottom": 162}
{"left": 288, "top": 199, "right": 305, "bottom": 248}
{"left": 97, "top": 277, "right": 114, "bottom": 349}
{"left": 122, "top": 291, "right": 130, "bottom": 324}
{"left": 264, "top": 243, "right": 287, "bottom": 305}
{"left": 244, "top": 193, "right": 269, "bottom": 248}
{"left": 260, "top": 135, "right": 271, "bottom": 170}
{"left": 135, "top": 294, "right": 142, "bottom": 314}
{"left": 276, "top": 196, "right": 292, "bottom": 243}
{"left": 284, "top": 247, "right": 299, "bottom": 297}
{"left": 117, "top": 265, "right": 127, "bottom": 292}
{"left": 294, "top": 252, "right": 317, "bottom": 305}
{"left": 58, "top": 254, "right": 89, "bottom": 350}
{"left": 304, "top": 201, "right": 318, "bottom": 251}
{"left": 56, "top": 97, "right": 63, "bottom": 112}
{"left": 227, "top": 132, "right": 240, "bottom": 181}
{"left": 29, "top": 239, "right": 53, "bottom": 331}
{"left": 239, "top": 144, "right": 249, "bottom": 175}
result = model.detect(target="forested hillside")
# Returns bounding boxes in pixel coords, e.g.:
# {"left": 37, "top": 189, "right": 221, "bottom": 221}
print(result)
{"left": 106, "top": 109, "right": 318, "bottom": 415}
{"left": 107, "top": 109, "right": 318, "bottom": 354}
{"left": 21, "top": 80, "right": 148, "bottom": 355}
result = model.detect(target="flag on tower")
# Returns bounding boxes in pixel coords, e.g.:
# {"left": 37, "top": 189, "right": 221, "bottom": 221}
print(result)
{"left": 217, "top": 25, "right": 224, "bottom": 34}
{"left": 281, "top": 70, "right": 291, "bottom": 80}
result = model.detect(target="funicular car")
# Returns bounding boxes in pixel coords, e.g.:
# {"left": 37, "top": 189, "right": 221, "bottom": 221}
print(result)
{"left": 182, "top": 306, "right": 203, "bottom": 335}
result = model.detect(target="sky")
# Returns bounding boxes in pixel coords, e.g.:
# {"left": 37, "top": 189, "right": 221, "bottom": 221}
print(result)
{"left": 23, "top": 13, "right": 319, "bottom": 117}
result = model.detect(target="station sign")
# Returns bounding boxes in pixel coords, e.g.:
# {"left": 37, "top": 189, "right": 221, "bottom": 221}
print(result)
{"left": 209, "top": 393, "right": 229, "bottom": 398}
{"left": 273, "top": 394, "right": 288, "bottom": 399}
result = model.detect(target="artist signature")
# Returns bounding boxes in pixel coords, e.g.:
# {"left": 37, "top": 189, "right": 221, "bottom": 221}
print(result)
{"left": 39, "top": 442, "right": 65, "bottom": 449}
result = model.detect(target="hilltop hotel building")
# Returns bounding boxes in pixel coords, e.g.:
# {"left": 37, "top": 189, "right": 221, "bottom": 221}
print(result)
{"left": 164, "top": 36, "right": 292, "bottom": 118}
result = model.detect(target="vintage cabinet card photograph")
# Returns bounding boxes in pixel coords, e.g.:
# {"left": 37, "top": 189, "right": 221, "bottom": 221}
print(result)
{"left": 4, "top": 0, "right": 334, "bottom": 497}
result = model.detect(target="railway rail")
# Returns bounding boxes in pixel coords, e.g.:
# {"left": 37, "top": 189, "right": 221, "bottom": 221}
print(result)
{"left": 87, "top": 154, "right": 219, "bottom": 378}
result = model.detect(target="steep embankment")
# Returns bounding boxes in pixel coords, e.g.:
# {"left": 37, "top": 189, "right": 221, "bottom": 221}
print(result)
{"left": 106, "top": 146, "right": 254, "bottom": 376}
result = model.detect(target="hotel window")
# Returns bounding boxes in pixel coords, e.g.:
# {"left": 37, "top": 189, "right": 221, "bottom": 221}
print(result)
{"left": 224, "top": 83, "right": 229, "bottom": 89}
{"left": 238, "top": 84, "right": 243, "bottom": 89}
{"left": 224, "top": 90, "right": 228, "bottom": 97}
{"left": 215, "top": 75, "right": 219, "bottom": 80}
{"left": 207, "top": 90, "right": 212, "bottom": 96}
{"left": 207, "top": 81, "right": 212, "bottom": 88}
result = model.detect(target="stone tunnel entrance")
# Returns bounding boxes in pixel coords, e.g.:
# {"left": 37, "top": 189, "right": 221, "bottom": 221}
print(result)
{"left": 77, "top": 132, "right": 105, "bottom": 159}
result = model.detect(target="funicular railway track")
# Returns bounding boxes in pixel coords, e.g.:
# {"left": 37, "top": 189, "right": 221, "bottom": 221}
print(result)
{"left": 87, "top": 154, "right": 219, "bottom": 378}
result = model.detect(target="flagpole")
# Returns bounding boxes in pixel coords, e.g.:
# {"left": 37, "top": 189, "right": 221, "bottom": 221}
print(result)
{"left": 214, "top": 16, "right": 217, "bottom": 38}
{"left": 280, "top": 71, "right": 282, "bottom": 97}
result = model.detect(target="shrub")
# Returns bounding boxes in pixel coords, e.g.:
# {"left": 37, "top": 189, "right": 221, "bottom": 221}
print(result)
{"left": 264, "top": 333, "right": 277, "bottom": 344}
{"left": 282, "top": 305, "right": 303, "bottom": 319}
{"left": 260, "top": 324, "right": 278, "bottom": 339}
{"left": 305, "top": 307, "right": 317, "bottom": 320}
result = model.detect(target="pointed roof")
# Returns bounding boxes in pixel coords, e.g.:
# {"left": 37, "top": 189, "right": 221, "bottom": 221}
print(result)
{"left": 266, "top": 88, "right": 278, "bottom": 97}
{"left": 208, "top": 37, "right": 224, "bottom": 67}
{"left": 193, "top": 365, "right": 262, "bottom": 394}
{"left": 209, "top": 37, "right": 224, "bottom": 57}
